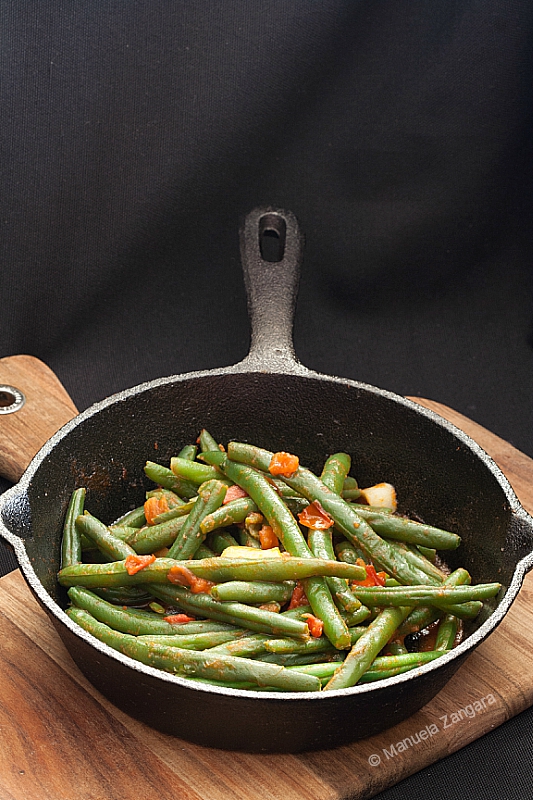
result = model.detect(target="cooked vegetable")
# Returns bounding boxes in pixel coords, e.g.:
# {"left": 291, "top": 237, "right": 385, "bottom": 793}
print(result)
{"left": 61, "top": 488, "right": 85, "bottom": 568}
{"left": 60, "top": 432, "right": 500, "bottom": 693}
{"left": 67, "top": 606, "right": 320, "bottom": 692}
{"left": 76, "top": 511, "right": 136, "bottom": 562}
{"left": 167, "top": 479, "right": 227, "bottom": 560}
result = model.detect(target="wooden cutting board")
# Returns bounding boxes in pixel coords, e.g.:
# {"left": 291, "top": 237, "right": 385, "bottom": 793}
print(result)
{"left": 0, "top": 397, "right": 532, "bottom": 800}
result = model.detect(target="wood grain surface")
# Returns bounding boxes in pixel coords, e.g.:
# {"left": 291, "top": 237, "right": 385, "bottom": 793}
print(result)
{"left": 0, "top": 398, "right": 532, "bottom": 800}
{"left": 0, "top": 355, "right": 77, "bottom": 483}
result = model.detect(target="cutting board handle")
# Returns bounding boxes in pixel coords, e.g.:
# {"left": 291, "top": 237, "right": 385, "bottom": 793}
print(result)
{"left": 0, "top": 356, "right": 78, "bottom": 483}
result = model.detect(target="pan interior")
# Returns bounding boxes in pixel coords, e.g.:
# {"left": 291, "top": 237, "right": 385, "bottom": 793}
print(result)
{"left": 21, "top": 371, "right": 515, "bottom": 631}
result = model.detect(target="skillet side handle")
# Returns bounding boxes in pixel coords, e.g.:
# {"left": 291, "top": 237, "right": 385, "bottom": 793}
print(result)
{"left": 0, "top": 355, "right": 78, "bottom": 482}
{"left": 237, "top": 207, "right": 308, "bottom": 374}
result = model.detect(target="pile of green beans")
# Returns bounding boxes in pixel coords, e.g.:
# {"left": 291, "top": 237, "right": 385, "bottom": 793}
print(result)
{"left": 58, "top": 432, "right": 502, "bottom": 692}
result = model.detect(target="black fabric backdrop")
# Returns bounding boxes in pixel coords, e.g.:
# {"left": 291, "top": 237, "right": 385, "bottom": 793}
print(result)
{"left": 1, "top": 2, "right": 532, "bottom": 797}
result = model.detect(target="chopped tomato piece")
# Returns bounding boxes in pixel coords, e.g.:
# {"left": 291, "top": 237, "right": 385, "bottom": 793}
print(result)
{"left": 223, "top": 485, "right": 248, "bottom": 504}
{"left": 258, "top": 524, "right": 279, "bottom": 549}
{"left": 167, "top": 564, "right": 196, "bottom": 586}
{"left": 268, "top": 451, "right": 300, "bottom": 477}
{"left": 189, "top": 577, "right": 215, "bottom": 594}
{"left": 297, "top": 501, "right": 334, "bottom": 529}
{"left": 144, "top": 495, "right": 170, "bottom": 525}
{"left": 352, "top": 559, "right": 387, "bottom": 587}
{"left": 167, "top": 564, "right": 215, "bottom": 594}
{"left": 302, "top": 613, "right": 324, "bottom": 638}
{"left": 163, "top": 613, "right": 196, "bottom": 624}
{"left": 287, "top": 580, "right": 309, "bottom": 609}
{"left": 124, "top": 554, "right": 156, "bottom": 575}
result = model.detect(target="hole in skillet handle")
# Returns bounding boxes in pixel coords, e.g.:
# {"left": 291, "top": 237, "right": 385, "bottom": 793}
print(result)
{"left": 259, "top": 213, "right": 286, "bottom": 262}
{"left": 0, "top": 385, "right": 26, "bottom": 415}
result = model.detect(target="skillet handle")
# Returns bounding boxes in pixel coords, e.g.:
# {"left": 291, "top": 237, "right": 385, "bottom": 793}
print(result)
{"left": 237, "top": 207, "right": 309, "bottom": 374}
{"left": 0, "top": 355, "right": 78, "bottom": 482}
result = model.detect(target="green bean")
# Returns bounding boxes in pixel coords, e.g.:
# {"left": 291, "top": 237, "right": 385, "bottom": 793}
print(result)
{"left": 146, "top": 488, "right": 186, "bottom": 508}
{"left": 299, "top": 577, "right": 351, "bottom": 649}
{"left": 198, "top": 429, "right": 221, "bottom": 453}
{"left": 126, "top": 515, "right": 188, "bottom": 554}
{"left": 113, "top": 505, "right": 146, "bottom": 529}
{"left": 264, "top": 625, "right": 367, "bottom": 655}
{"left": 70, "top": 590, "right": 249, "bottom": 642}
{"left": 170, "top": 587, "right": 309, "bottom": 637}
{"left": 386, "top": 641, "right": 409, "bottom": 655}
{"left": 151, "top": 584, "right": 311, "bottom": 639}
{"left": 320, "top": 453, "right": 352, "bottom": 494}
{"left": 335, "top": 539, "right": 366, "bottom": 564}
{"left": 207, "top": 454, "right": 352, "bottom": 650}
{"left": 324, "top": 605, "right": 413, "bottom": 690}
{"left": 93, "top": 587, "right": 155, "bottom": 605}
{"left": 282, "top": 602, "right": 371, "bottom": 628}
{"left": 210, "top": 454, "right": 312, "bottom": 556}
{"left": 178, "top": 444, "right": 198, "bottom": 461}
{"left": 342, "top": 488, "right": 363, "bottom": 500}
{"left": 61, "top": 488, "right": 85, "bottom": 568}
{"left": 210, "top": 580, "right": 295, "bottom": 604}
{"left": 350, "top": 582, "right": 500, "bottom": 610}
{"left": 259, "top": 651, "right": 345, "bottom": 667}
{"left": 167, "top": 480, "right": 227, "bottom": 560}
{"left": 285, "top": 661, "right": 343, "bottom": 681}
{"left": 341, "top": 476, "right": 361, "bottom": 500}
{"left": 341, "top": 605, "right": 373, "bottom": 626}
{"left": 353, "top": 508, "right": 461, "bottom": 550}
{"left": 206, "top": 529, "right": 240, "bottom": 555}
{"left": 76, "top": 512, "right": 137, "bottom": 562}
{"left": 147, "top": 618, "right": 242, "bottom": 635}
{"left": 365, "top": 650, "right": 447, "bottom": 673}
{"left": 252, "top": 471, "right": 306, "bottom": 499}
{"left": 343, "top": 477, "right": 359, "bottom": 491}
{"left": 108, "top": 525, "right": 140, "bottom": 541}
{"left": 194, "top": 543, "right": 216, "bottom": 559}
{"left": 170, "top": 457, "right": 231, "bottom": 486}
{"left": 58, "top": 554, "right": 367, "bottom": 590}
{"left": 200, "top": 497, "right": 259, "bottom": 534}
{"left": 308, "top": 529, "right": 361, "bottom": 613}
{"left": 357, "top": 654, "right": 447, "bottom": 682}
{"left": 416, "top": 546, "right": 436, "bottom": 562}
{"left": 59, "top": 560, "right": 172, "bottom": 588}
{"left": 435, "top": 614, "right": 460, "bottom": 651}
{"left": 305, "top": 456, "right": 363, "bottom": 614}
{"left": 188, "top": 555, "right": 366, "bottom": 582}
{"left": 397, "top": 567, "right": 480, "bottom": 632}
{"left": 237, "top": 528, "right": 262, "bottom": 548}
{"left": 144, "top": 461, "right": 198, "bottom": 499}
{"left": 290, "top": 651, "right": 446, "bottom": 685}
{"left": 151, "top": 498, "right": 197, "bottom": 526}
{"left": 384, "top": 539, "right": 446, "bottom": 583}
{"left": 223, "top": 443, "right": 440, "bottom": 587}
{"left": 68, "top": 586, "right": 189, "bottom": 636}
{"left": 67, "top": 607, "right": 320, "bottom": 692}
{"left": 208, "top": 633, "right": 272, "bottom": 657}
{"left": 136, "top": 630, "right": 246, "bottom": 649}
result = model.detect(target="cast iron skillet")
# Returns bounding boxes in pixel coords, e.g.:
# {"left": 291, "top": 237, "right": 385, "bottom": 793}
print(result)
{"left": 1, "top": 207, "right": 532, "bottom": 753}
